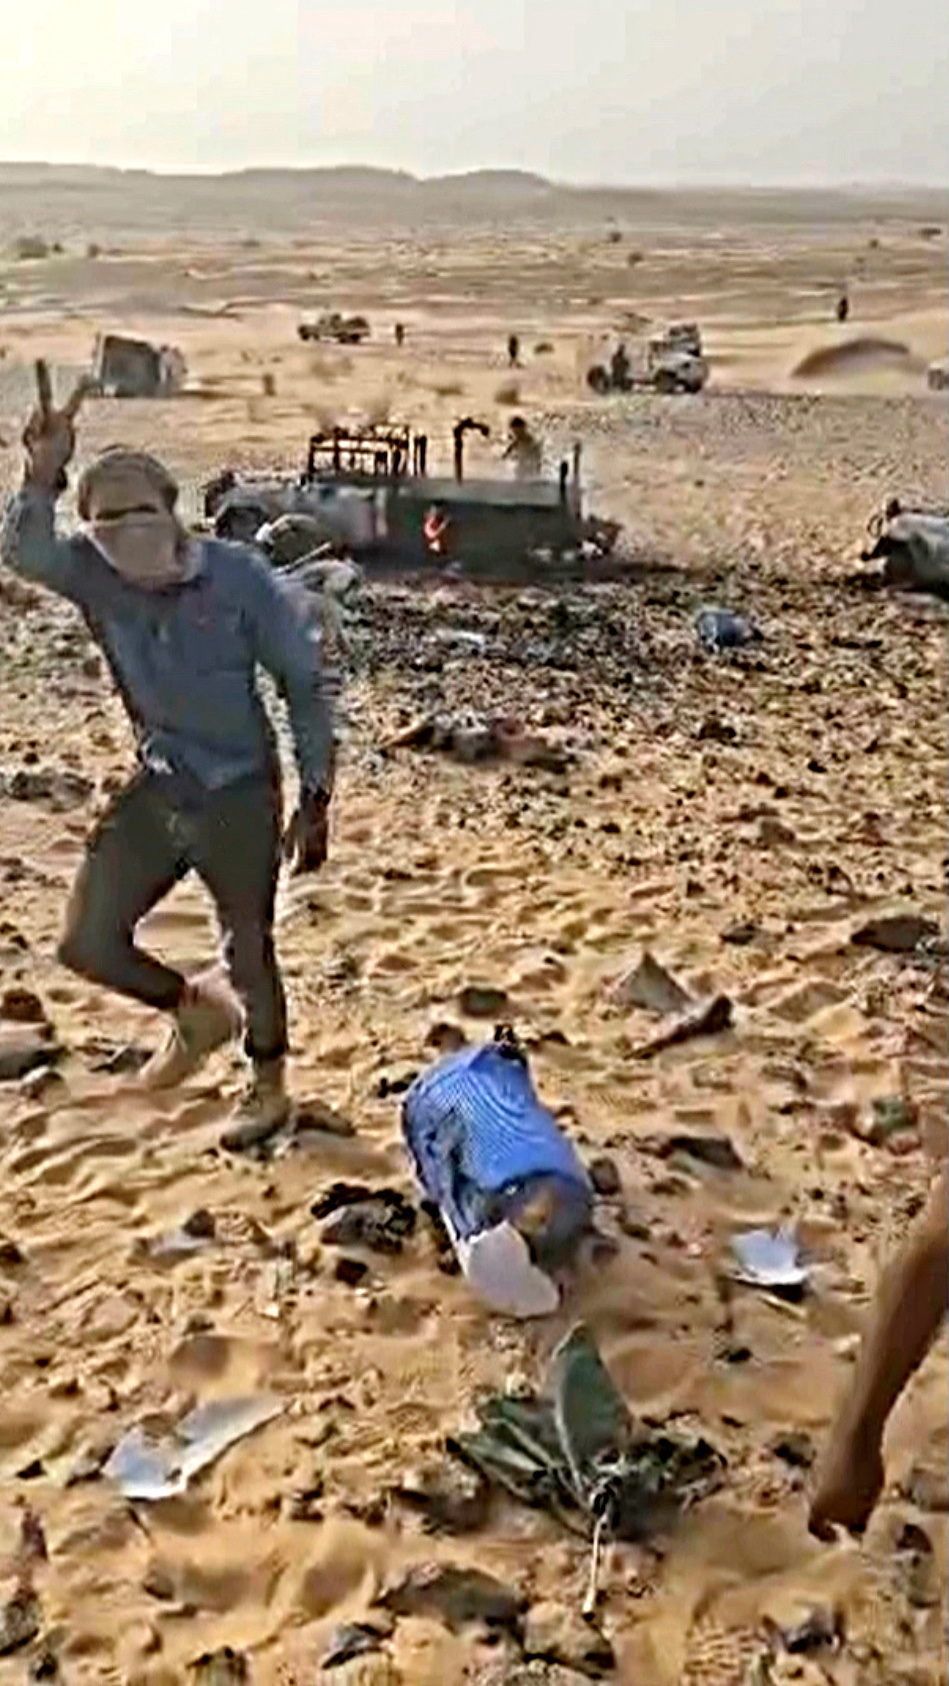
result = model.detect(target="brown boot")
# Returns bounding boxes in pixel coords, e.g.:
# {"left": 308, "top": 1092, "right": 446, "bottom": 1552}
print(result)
{"left": 221, "top": 1059, "right": 291, "bottom": 1152}
{"left": 141, "top": 975, "right": 242, "bottom": 1091}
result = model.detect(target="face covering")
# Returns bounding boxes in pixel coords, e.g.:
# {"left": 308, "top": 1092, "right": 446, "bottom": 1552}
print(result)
{"left": 88, "top": 507, "right": 189, "bottom": 590}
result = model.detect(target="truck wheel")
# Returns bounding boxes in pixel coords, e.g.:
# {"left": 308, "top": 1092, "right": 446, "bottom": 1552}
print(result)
{"left": 587, "top": 366, "right": 611, "bottom": 395}
{"left": 654, "top": 369, "right": 678, "bottom": 394}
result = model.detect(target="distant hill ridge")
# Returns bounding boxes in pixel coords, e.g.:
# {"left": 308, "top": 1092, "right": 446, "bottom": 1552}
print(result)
{"left": 1, "top": 161, "right": 944, "bottom": 238}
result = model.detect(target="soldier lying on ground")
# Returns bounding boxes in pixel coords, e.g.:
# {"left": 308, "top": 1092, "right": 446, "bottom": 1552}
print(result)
{"left": 809, "top": 1164, "right": 948, "bottom": 1537}
{"left": 1, "top": 393, "right": 335, "bottom": 1151}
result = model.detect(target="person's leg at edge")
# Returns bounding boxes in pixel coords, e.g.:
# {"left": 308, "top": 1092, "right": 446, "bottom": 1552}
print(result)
{"left": 187, "top": 774, "right": 290, "bottom": 1147}
{"left": 58, "top": 773, "right": 241, "bottom": 1087}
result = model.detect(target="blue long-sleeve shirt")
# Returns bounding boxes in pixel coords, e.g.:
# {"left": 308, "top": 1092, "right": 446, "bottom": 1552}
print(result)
{"left": 1, "top": 486, "right": 334, "bottom": 794}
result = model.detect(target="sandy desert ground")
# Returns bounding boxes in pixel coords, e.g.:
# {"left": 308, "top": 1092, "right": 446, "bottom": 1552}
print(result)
{"left": 1, "top": 184, "right": 947, "bottom": 1685}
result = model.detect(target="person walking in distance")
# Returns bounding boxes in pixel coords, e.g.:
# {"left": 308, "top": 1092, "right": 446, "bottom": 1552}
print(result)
{"left": 1, "top": 394, "right": 335, "bottom": 1151}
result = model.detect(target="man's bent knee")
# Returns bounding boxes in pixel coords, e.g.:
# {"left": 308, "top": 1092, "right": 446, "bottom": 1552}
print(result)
{"left": 57, "top": 919, "right": 116, "bottom": 984}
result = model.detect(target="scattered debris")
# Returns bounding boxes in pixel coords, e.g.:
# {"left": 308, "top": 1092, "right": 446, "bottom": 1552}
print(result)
{"left": 608, "top": 951, "right": 692, "bottom": 1015}
{"left": 0, "top": 987, "right": 47, "bottom": 1024}
{"left": 895, "top": 1521, "right": 939, "bottom": 1608}
{"left": 769, "top": 1431, "right": 815, "bottom": 1469}
{"left": 0, "top": 1234, "right": 26, "bottom": 1268}
{"left": 0, "top": 765, "right": 94, "bottom": 809}
{"left": 314, "top": 1183, "right": 418, "bottom": 1255}
{"left": 864, "top": 1095, "right": 918, "bottom": 1146}
{"left": 458, "top": 985, "right": 512, "bottom": 1019}
{"left": 860, "top": 500, "right": 949, "bottom": 599}
{"left": 651, "top": 1132, "right": 743, "bottom": 1172}
{"left": 472, "top": 1665, "right": 593, "bottom": 1686}
{"left": 137, "top": 1209, "right": 217, "bottom": 1262}
{"left": 448, "top": 1324, "right": 724, "bottom": 1555}
{"left": 900, "top": 1463, "right": 949, "bottom": 1512}
{"left": 392, "top": 1461, "right": 491, "bottom": 1534}
{"left": 27, "top": 1642, "right": 60, "bottom": 1680}
{"left": 721, "top": 921, "right": 759, "bottom": 946}
{"left": 694, "top": 608, "right": 762, "bottom": 652}
{"left": 523, "top": 1602, "right": 615, "bottom": 1677}
{"left": 630, "top": 993, "right": 733, "bottom": 1058}
{"left": 0, "top": 1026, "right": 62, "bottom": 1082}
{"left": 104, "top": 1395, "right": 283, "bottom": 1500}
{"left": 93, "top": 332, "right": 187, "bottom": 398}
{"left": 288, "top": 1100, "right": 356, "bottom": 1140}
{"left": 81, "top": 1036, "right": 151, "bottom": 1074}
{"left": 321, "top": 1620, "right": 392, "bottom": 1670}
{"left": 376, "top": 1563, "right": 523, "bottom": 1635}
{"left": 587, "top": 1156, "right": 621, "bottom": 1197}
{"left": 769, "top": 1606, "right": 843, "bottom": 1655}
{"left": 731, "top": 1228, "right": 809, "bottom": 1297}
{"left": 189, "top": 1647, "right": 250, "bottom": 1684}
{"left": 384, "top": 713, "right": 572, "bottom": 772}
{"left": 0, "top": 1587, "right": 41, "bottom": 1656}
{"left": 697, "top": 714, "right": 737, "bottom": 743}
{"left": 851, "top": 911, "right": 939, "bottom": 954}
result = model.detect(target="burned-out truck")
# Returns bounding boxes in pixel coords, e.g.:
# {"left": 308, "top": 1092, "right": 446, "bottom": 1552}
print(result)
{"left": 204, "top": 420, "right": 619, "bottom": 573}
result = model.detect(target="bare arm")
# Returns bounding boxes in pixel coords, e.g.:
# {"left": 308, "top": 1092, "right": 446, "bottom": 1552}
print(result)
{"left": 810, "top": 1166, "right": 948, "bottom": 1537}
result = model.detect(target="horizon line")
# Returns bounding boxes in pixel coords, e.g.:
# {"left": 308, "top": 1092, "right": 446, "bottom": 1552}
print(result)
{"left": 1, "top": 159, "right": 947, "bottom": 194}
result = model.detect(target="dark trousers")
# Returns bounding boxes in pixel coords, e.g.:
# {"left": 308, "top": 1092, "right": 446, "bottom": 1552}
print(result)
{"left": 59, "top": 770, "right": 287, "bottom": 1064}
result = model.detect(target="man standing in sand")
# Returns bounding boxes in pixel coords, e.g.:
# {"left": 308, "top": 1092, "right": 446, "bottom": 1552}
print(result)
{"left": 1, "top": 395, "right": 335, "bottom": 1150}
{"left": 503, "top": 416, "right": 542, "bottom": 481}
{"left": 809, "top": 1164, "right": 948, "bottom": 1537}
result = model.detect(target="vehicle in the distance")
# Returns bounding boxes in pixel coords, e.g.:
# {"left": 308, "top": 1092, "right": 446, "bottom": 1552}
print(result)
{"left": 297, "top": 312, "right": 370, "bottom": 345}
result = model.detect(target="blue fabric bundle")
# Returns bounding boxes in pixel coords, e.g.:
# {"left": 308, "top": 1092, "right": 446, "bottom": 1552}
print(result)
{"left": 402, "top": 1035, "right": 592, "bottom": 1262}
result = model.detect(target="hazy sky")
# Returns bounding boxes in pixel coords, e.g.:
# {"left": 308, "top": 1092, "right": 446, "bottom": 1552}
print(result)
{"left": 2, "top": 0, "right": 946, "bottom": 184}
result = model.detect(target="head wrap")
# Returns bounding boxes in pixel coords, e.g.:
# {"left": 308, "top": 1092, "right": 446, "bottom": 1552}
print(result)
{"left": 77, "top": 448, "right": 190, "bottom": 589}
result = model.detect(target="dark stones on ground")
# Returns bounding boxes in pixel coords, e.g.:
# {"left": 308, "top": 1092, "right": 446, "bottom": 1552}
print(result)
{"left": 769, "top": 1431, "right": 815, "bottom": 1469}
{"left": 609, "top": 951, "right": 691, "bottom": 1015}
{"left": 392, "top": 1461, "right": 491, "bottom": 1534}
{"left": 0, "top": 986, "right": 47, "bottom": 1024}
{"left": 0, "top": 765, "right": 94, "bottom": 809}
{"left": 291, "top": 1100, "right": 356, "bottom": 1139}
{"left": 189, "top": 1647, "right": 250, "bottom": 1684}
{"left": 0, "top": 1235, "right": 26, "bottom": 1269}
{"left": 900, "top": 1464, "right": 949, "bottom": 1512}
{"left": 523, "top": 1603, "right": 616, "bottom": 1677}
{"left": 425, "top": 1021, "right": 468, "bottom": 1053}
{"left": 648, "top": 1131, "right": 744, "bottom": 1172}
{"left": 630, "top": 993, "right": 733, "bottom": 1059}
{"left": 588, "top": 1156, "right": 621, "bottom": 1196}
{"left": 0, "top": 1587, "right": 41, "bottom": 1656}
{"left": 459, "top": 984, "right": 512, "bottom": 1019}
{"left": 321, "top": 1619, "right": 393, "bottom": 1670}
{"left": 852, "top": 911, "right": 939, "bottom": 954}
{"left": 0, "top": 1025, "right": 63, "bottom": 1082}
{"left": 376, "top": 1069, "right": 419, "bottom": 1098}
{"left": 315, "top": 1183, "right": 417, "bottom": 1255}
{"left": 721, "top": 920, "right": 759, "bottom": 946}
{"left": 376, "top": 1563, "right": 523, "bottom": 1635}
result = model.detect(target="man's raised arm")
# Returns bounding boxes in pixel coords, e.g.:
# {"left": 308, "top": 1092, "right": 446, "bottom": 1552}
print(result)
{"left": 1, "top": 389, "right": 86, "bottom": 601}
